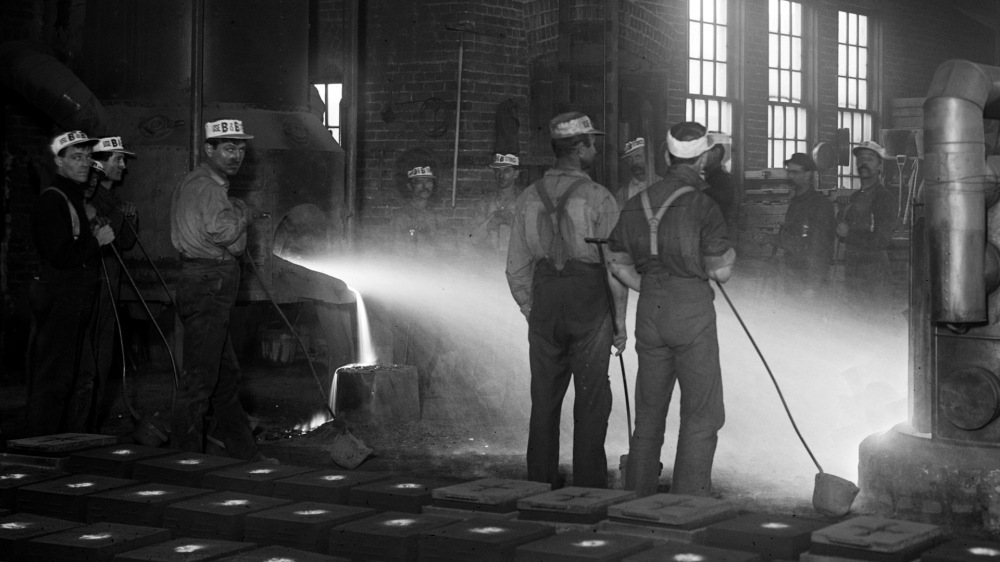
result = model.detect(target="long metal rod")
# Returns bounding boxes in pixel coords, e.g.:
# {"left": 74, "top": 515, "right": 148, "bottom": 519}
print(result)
{"left": 714, "top": 280, "right": 823, "bottom": 474}
{"left": 121, "top": 218, "right": 177, "bottom": 310}
{"left": 451, "top": 33, "right": 464, "bottom": 208}
{"left": 189, "top": 0, "right": 204, "bottom": 171}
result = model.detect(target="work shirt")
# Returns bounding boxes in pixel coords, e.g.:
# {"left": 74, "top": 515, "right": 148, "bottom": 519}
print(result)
{"left": 170, "top": 162, "right": 249, "bottom": 260}
{"left": 614, "top": 175, "right": 660, "bottom": 210}
{"left": 470, "top": 190, "right": 518, "bottom": 254}
{"left": 703, "top": 167, "right": 735, "bottom": 231}
{"left": 609, "top": 165, "right": 732, "bottom": 279}
{"left": 32, "top": 174, "right": 102, "bottom": 281}
{"left": 778, "top": 188, "right": 836, "bottom": 284}
{"left": 506, "top": 167, "right": 619, "bottom": 310}
{"left": 390, "top": 201, "right": 442, "bottom": 246}
{"left": 91, "top": 185, "right": 138, "bottom": 254}
{"left": 840, "top": 181, "right": 897, "bottom": 252}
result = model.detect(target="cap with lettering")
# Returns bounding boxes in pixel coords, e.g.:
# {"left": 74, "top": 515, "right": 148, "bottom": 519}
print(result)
{"left": 407, "top": 166, "right": 435, "bottom": 178}
{"left": 490, "top": 154, "right": 519, "bottom": 168}
{"left": 852, "top": 140, "right": 889, "bottom": 159}
{"left": 621, "top": 138, "right": 645, "bottom": 159}
{"left": 50, "top": 131, "right": 99, "bottom": 155}
{"left": 93, "top": 136, "right": 135, "bottom": 156}
{"left": 549, "top": 112, "right": 605, "bottom": 139}
{"left": 204, "top": 119, "right": 254, "bottom": 140}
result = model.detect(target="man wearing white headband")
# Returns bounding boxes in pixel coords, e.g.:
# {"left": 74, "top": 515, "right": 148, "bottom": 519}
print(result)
{"left": 170, "top": 118, "right": 271, "bottom": 463}
{"left": 470, "top": 153, "right": 520, "bottom": 257}
{"left": 615, "top": 137, "right": 661, "bottom": 209}
{"left": 81, "top": 136, "right": 140, "bottom": 432}
{"left": 607, "top": 121, "right": 735, "bottom": 497}
{"left": 390, "top": 164, "right": 442, "bottom": 251}
{"left": 506, "top": 111, "right": 627, "bottom": 489}
{"left": 26, "top": 130, "right": 116, "bottom": 436}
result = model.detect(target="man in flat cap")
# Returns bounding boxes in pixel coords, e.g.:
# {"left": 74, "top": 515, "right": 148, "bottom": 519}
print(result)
{"left": 755, "top": 152, "right": 836, "bottom": 298}
{"left": 506, "top": 112, "right": 627, "bottom": 488}
{"left": 81, "top": 136, "right": 140, "bottom": 432}
{"left": 170, "top": 118, "right": 270, "bottom": 462}
{"left": 607, "top": 121, "right": 735, "bottom": 497}
{"left": 470, "top": 153, "right": 520, "bottom": 259}
{"left": 837, "top": 141, "right": 898, "bottom": 317}
{"left": 27, "top": 131, "right": 116, "bottom": 436}
{"left": 391, "top": 165, "right": 443, "bottom": 253}
{"left": 615, "top": 137, "right": 660, "bottom": 209}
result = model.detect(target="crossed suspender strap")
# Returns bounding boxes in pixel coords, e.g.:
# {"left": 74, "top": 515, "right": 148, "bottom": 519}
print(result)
{"left": 535, "top": 177, "right": 588, "bottom": 267}
{"left": 41, "top": 186, "right": 81, "bottom": 241}
{"left": 640, "top": 185, "right": 696, "bottom": 256}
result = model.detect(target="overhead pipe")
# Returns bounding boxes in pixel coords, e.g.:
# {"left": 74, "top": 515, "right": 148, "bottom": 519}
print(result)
{"left": 923, "top": 59, "right": 1000, "bottom": 324}
{"left": 0, "top": 40, "right": 114, "bottom": 135}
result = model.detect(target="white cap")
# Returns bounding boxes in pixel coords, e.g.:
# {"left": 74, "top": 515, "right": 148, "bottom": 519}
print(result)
{"left": 50, "top": 131, "right": 98, "bottom": 155}
{"left": 407, "top": 166, "right": 434, "bottom": 178}
{"left": 91, "top": 160, "right": 106, "bottom": 173}
{"left": 549, "top": 112, "right": 605, "bottom": 139}
{"left": 621, "top": 138, "right": 645, "bottom": 158}
{"left": 852, "top": 140, "right": 889, "bottom": 159}
{"left": 93, "top": 136, "right": 135, "bottom": 156}
{"left": 490, "top": 154, "right": 519, "bottom": 168}
{"left": 204, "top": 119, "right": 254, "bottom": 140}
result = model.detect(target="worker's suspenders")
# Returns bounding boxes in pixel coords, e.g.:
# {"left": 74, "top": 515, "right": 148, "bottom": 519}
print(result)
{"left": 535, "top": 177, "right": 588, "bottom": 267}
{"left": 41, "top": 186, "right": 81, "bottom": 240}
{"left": 640, "top": 186, "right": 695, "bottom": 256}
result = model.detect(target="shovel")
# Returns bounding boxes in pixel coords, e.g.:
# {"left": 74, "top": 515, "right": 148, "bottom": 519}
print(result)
{"left": 714, "top": 280, "right": 859, "bottom": 517}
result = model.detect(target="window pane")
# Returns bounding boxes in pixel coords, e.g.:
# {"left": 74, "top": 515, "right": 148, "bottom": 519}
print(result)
{"left": 781, "top": 70, "right": 791, "bottom": 99}
{"left": 858, "top": 47, "right": 868, "bottom": 79}
{"left": 848, "top": 45, "right": 857, "bottom": 76}
{"left": 690, "top": 22, "right": 702, "bottom": 58}
{"left": 704, "top": 61, "right": 716, "bottom": 94}
{"left": 690, "top": 0, "right": 701, "bottom": 20}
{"left": 716, "top": 0, "right": 727, "bottom": 25}
{"left": 704, "top": 23, "right": 715, "bottom": 60}
{"left": 716, "top": 62, "right": 727, "bottom": 96}
{"left": 791, "top": 37, "right": 801, "bottom": 71}
{"left": 858, "top": 81, "right": 867, "bottom": 110}
{"left": 689, "top": 59, "right": 702, "bottom": 94}
{"left": 849, "top": 13, "right": 858, "bottom": 43}
{"left": 780, "top": 35, "right": 791, "bottom": 68}
{"left": 838, "top": 44, "right": 847, "bottom": 76}
{"left": 791, "top": 2, "right": 801, "bottom": 36}
{"left": 774, "top": 106, "right": 785, "bottom": 134}
{"left": 858, "top": 15, "right": 868, "bottom": 46}
{"left": 769, "top": 0, "right": 779, "bottom": 32}
{"left": 838, "top": 11, "right": 847, "bottom": 42}
{"left": 769, "top": 34, "right": 779, "bottom": 67}
{"left": 704, "top": 0, "right": 715, "bottom": 22}
{"left": 791, "top": 71, "right": 801, "bottom": 103}
{"left": 797, "top": 108, "right": 807, "bottom": 138}
{"left": 716, "top": 24, "right": 727, "bottom": 61}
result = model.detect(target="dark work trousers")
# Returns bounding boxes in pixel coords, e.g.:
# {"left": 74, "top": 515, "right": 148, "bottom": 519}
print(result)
{"left": 171, "top": 259, "right": 259, "bottom": 460}
{"left": 526, "top": 259, "right": 613, "bottom": 489}
{"left": 625, "top": 273, "right": 725, "bottom": 497}
{"left": 81, "top": 257, "right": 122, "bottom": 433}
{"left": 26, "top": 276, "right": 98, "bottom": 436}
{"left": 844, "top": 246, "right": 892, "bottom": 318}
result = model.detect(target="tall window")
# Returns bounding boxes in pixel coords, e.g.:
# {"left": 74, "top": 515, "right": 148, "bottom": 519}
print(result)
{"left": 837, "top": 11, "right": 872, "bottom": 189}
{"left": 767, "top": 0, "right": 807, "bottom": 168}
{"left": 313, "top": 83, "right": 343, "bottom": 142}
{"left": 687, "top": 0, "right": 732, "bottom": 135}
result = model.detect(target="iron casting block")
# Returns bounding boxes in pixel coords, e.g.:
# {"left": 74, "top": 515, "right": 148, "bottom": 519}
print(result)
{"left": 67, "top": 444, "right": 177, "bottom": 478}
{"left": 0, "top": 465, "right": 68, "bottom": 509}
{"left": 214, "top": 544, "right": 349, "bottom": 561}
{"left": 921, "top": 538, "right": 1000, "bottom": 561}
{"left": 202, "top": 462, "right": 316, "bottom": 496}
{"left": 132, "top": 452, "right": 247, "bottom": 487}
{"left": 809, "top": 515, "right": 944, "bottom": 561}
{"left": 622, "top": 541, "right": 764, "bottom": 561}
{"left": 162, "top": 491, "right": 291, "bottom": 540}
{"left": 272, "top": 469, "right": 392, "bottom": 504}
{"left": 349, "top": 477, "right": 461, "bottom": 513}
{"left": 16, "top": 473, "right": 137, "bottom": 521}
{"left": 701, "top": 513, "right": 829, "bottom": 560}
{"left": 0, "top": 512, "right": 83, "bottom": 560}
{"left": 516, "top": 486, "right": 636, "bottom": 525}
{"left": 7, "top": 433, "right": 117, "bottom": 455}
{"left": 417, "top": 517, "right": 555, "bottom": 562}
{"left": 27, "top": 521, "right": 170, "bottom": 561}
{"left": 513, "top": 530, "right": 654, "bottom": 561}
{"left": 329, "top": 511, "right": 460, "bottom": 561}
{"left": 114, "top": 537, "right": 258, "bottom": 561}
{"left": 243, "top": 501, "right": 375, "bottom": 553}
{"left": 607, "top": 493, "right": 736, "bottom": 529}
{"left": 432, "top": 479, "right": 551, "bottom": 514}
{"left": 86, "top": 482, "right": 213, "bottom": 526}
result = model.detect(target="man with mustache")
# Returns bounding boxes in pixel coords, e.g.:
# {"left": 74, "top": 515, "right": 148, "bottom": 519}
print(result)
{"left": 170, "top": 119, "right": 270, "bottom": 462}
{"left": 81, "top": 136, "right": 139, "bottom": 432}
{"left": 836, "top": 141, "right": 898, "bottom": 318}
{"left": 28, "top": 131, "right": 115, "bottom": 436}
{"left": 391, "top": 165, "right": 442, "bottom": 253}
{"left": 615, "top": 137, "right": 661, "bottom": 209}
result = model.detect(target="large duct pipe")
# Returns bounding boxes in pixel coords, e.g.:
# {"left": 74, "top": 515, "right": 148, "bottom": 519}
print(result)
{"left": 0, "top": 40, "right": 113, "bottom": 136}
{"left": 924, "top": 60, "right": 1000, "bottom": 324}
